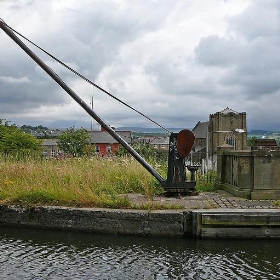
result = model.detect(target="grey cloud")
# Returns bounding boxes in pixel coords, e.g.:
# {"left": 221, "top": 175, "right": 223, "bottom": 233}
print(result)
{"left": 145, "top": 58, "right": 218, "bottom": 98}
{"left": 222, "top": 71, "right": 280, "bottom": 96}
{"left": 0, "top": 0, "right": 35, "bottom": 10}
{"left": 193, "top": 3, "right": 280, "bottom": 99}
{"left": 0, "top": 79, "right": 69, "bottom": 110}
{"left": 44, "top": 1, "right": 175, "bottom": 77}
{"left": 2, "top": 0, "right": 280, "bottom": 130}
{"left": 194, "top": 35, "right": 239, "bottom": 67}
{"left": 220, "top": 38, "right": 280, "bottom": 96}
{"left": 229, "top": 0, "right": 280, "bottom": 41}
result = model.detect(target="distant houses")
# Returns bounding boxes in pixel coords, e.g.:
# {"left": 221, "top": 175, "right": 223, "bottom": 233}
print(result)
{"left": 88, "top": 126, "right": 133, "bottom": 156}
{"left": 149, "top": 136, "right": 169, "bottom": 151}
{"left": 42, "top": 108, "right": 277, "bottom": 167}
{"left": 42, "top": 139, "right": 61, "bottom": 157}
{"left": 42, "top": 126, "right": 133, "bottom": 157}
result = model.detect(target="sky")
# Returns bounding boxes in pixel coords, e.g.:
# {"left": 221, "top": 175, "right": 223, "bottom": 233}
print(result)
{"left": 0, "top": 0, "right": 280, "bottom": 131}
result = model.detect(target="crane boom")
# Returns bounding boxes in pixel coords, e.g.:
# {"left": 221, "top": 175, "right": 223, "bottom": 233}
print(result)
{"left": 0, "top": 20, "right": 165, "bottom": 183}
{"left": 0, "top": 20, "right": 197, "bottom": 194}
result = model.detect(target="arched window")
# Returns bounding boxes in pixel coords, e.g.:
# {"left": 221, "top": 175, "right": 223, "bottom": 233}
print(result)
{"left": 225, "top": 132, "right": 236, "bottom": 149}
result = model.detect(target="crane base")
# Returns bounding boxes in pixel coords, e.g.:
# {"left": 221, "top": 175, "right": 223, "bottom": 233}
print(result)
{"left": 162, "top": 181, "right": 196, "bottom": 196}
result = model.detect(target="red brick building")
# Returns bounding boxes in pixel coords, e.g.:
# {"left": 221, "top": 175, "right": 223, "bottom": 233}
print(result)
{"left": 89, "top": 126, "right": 133, "bottom": 156}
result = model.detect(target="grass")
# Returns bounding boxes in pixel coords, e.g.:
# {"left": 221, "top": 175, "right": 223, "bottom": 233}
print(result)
{"left": 274, "top": 201, "right": 280, "bottom": 207}
{"left": 0, "top": 156, "right": 164, "bottom": 209}
{"left": 0, "top": 155, "right": 217, "bottom": 209}
{"left": 195, "top": 170, "right": 217, "bottom": 192}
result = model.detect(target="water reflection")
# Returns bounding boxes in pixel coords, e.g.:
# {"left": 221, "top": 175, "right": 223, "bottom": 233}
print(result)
{"left": 0, "top": 226, "right": 279, "bottom": 279}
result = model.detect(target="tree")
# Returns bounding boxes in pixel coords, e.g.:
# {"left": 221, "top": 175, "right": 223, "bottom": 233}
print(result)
{"left": 247, "top": 136, "right": 257, "bottom": 147}
{"left": 57, "top": 127, "right": 93, "bottom": 157}
{"left": 116, "top": 142, "right": 168, "bottom": 164}
{"left": 0, "top": 119, "right": 42, "bottom": 155}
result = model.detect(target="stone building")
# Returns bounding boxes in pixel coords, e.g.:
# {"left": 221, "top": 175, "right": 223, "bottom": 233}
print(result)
{"left": 42, "top": 139, "right": 60, "bottom": 157}
{"left": 192, "top": 107, "right": 248, "bottom": 169}
{"left": 191, "top": 121, "right": 208, "bottom": 164}
{"left": 149, "top": 137, "right": 169, "bottom": 152}
{"left": 208, "top": 107, "right": 248, "bottom": 156}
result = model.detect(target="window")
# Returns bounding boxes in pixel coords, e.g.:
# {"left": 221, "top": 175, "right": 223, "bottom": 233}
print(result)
{"left": 225, "top": 133, "right": 236, "bottom": 149}
{"left": 51, "top": 150, "right": 56, "bottom": 157}
{"left": 95, "top": 146, "right": 100, "bottom": 154}
{"left": 106, "top": 146, "right": 112, "bottom": 154}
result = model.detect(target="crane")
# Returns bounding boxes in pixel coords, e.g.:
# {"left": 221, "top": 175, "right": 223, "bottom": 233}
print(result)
{"left": 0, "top": 19, "right": 197, "bottom": 195}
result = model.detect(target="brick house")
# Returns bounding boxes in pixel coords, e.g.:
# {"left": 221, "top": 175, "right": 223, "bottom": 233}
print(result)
{"left": 89, "top": 126, "right": 133, "bottom": 156}
{"left": 42, "top": 127, "right": 133, "bottom": 157}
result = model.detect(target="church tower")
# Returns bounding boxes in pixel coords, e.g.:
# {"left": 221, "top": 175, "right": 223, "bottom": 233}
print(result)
{"left": 208, "top": 107, "right": 248, "bottom": 156}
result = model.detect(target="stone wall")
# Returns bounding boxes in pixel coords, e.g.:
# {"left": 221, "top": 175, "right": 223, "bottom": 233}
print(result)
{"left": 216, "top": 146, "right": 280, "bottom": 199}
{"left": 252, "top": 149, "right": 280, "bottom": 199}
{"left": 0, "top": 205, "right": 191, "bottom": 237}
{"left": 1, "top": 205, "right": 280, "bottom": 238}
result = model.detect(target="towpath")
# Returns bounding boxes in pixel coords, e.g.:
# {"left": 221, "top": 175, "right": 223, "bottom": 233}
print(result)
{"left": 125, "top": 191, "right": 279, "bottom": 209}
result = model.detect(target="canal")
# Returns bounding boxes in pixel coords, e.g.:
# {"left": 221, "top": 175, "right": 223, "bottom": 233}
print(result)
{"left": 0, "top": 226, "right": 279, "bottom": 279}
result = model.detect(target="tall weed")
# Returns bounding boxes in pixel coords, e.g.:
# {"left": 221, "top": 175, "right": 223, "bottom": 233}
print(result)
{"left": 196, "top": 170, "right": 217, "bottom": 192}
{"left": 0, "top": 155, "right": 160, "bottom": 208}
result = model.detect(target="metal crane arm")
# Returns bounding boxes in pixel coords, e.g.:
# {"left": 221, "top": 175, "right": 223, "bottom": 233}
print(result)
{"left": 0, "top": 20, "right": 165, "bottom": 183}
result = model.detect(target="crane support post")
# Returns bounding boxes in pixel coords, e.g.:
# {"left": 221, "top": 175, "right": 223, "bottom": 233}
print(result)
{"left": 0, "top": 20, "right": 165, "bottom": 183}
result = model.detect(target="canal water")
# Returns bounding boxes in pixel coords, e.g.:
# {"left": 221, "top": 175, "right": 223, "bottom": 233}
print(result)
{"left": 0, "top": 227, "right": 279, "bottom": 279}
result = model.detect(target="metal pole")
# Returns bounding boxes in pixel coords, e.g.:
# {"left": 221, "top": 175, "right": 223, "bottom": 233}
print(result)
{"left": 91, "top": 77, "right": 94, "bottom": 132}
{"left": 0, "top": 21, "right": 165, "bottom": 183}
{"left": 206, "top": 129, "right": 209, "bottom": 173}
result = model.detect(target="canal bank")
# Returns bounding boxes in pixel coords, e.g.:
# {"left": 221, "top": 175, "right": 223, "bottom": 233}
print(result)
{"left": 0, "top": 191, "right": 279, "bottom": 239}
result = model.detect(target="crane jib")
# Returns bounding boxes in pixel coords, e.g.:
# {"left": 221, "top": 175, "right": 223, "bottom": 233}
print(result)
{"left": 0, "top": 20, "right": 197, "bottom": 194}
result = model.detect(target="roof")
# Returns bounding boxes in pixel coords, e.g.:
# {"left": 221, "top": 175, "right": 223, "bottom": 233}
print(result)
{"left": 220, "top": 107, "right": 239, "bottom": 114}
{"left": 253, "top": 139, "right": 278, "bottom": 147}
{"left": 89, "top": 131, "right": 133, "bottom": 144}
{"left": 42, "top": 139, "right": 58, "bottom": 146}
{"left": 192, "top": 121, "right": 209, "bottom": 139}
{"left": 150, "top": 137, "right": 169, "bottom": 145}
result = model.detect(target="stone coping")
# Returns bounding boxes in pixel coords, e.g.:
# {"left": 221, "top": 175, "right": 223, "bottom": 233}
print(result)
{"left": 1, "top": 204, "right": 280, "bottom": 239}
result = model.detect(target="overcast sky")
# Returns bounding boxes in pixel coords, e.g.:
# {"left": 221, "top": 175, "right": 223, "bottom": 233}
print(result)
{"left": 0, "top": 0, "right": 280, "bottom": 131}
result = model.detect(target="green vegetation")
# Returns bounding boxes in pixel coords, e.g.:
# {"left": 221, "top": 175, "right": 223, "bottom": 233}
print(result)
{"left": 0, "top": 156, "right": 163, "bottom": 209}
{"left": 248, "top": 130, "right": 280, "bottom": 145}
{"left": 57, "top": 127, "right": 94, "bottom": 157}
{"left": 196, "top": 170, "right": 217, "bottom": 192}
{"left": 0, "top": 122, "right": 217, "bottom": 209}
{"left": 247, "top": 136, "right": 257, "bottom": 147}
{"left": 21, "top": 124, "right": 48, "bottom": 133}
{"left": 0, "top": 153, "right": 217, "bottom": 210}
{"left": 274, "top": 200, "right": 280, "bottom": 207}
{"left": 0, "top": 119, "right": 42, "bottom": 158}
{"left": 116, "top": 142, "right": 169, "bottom": 163}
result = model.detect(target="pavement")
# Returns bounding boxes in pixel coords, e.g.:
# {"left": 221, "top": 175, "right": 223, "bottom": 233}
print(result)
{"left": 125, "top": 191, "right": 279, "bottom": 209}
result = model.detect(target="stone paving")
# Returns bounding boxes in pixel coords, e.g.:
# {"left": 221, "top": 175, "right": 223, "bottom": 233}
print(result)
{"left": 125, "top": 191, "right": 279, "bottom": 209}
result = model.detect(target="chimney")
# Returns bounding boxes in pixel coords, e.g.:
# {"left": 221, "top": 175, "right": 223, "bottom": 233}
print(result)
{"left": 101, "top": 125, "right": 115, "bottom": 132}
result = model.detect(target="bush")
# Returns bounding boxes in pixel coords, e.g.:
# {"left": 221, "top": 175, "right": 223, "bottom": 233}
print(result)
{"left": 0, "top": 119, "right": 42, "bottom": 157}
